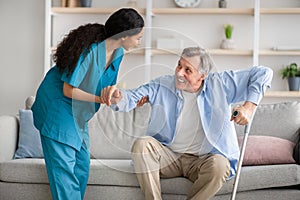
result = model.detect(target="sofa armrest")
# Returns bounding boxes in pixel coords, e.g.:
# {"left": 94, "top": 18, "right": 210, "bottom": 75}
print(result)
{"left": 0, "top": 115, "right": 19, "bottom": 162}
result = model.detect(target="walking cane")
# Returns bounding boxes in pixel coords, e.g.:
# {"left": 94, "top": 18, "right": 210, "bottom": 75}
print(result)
{"left": 230, "top": 109, "right": 255, "bottom": 200}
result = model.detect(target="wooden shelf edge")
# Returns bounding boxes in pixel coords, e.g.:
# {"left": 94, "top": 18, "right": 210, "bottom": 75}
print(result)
{"left": 259, "top": 50, "right": 300, "bottom": 56}
{"left": 51, "top": 7, "right": 145, "bottom": 14}
{"left": 151, "top": 49, "right": 181, "bottom": 55}
{"left": 51, "top": 46, "right": 145, "bottom": 55}
{"left": 152, "top": 8, "right": 254, "bottom": 15}
{"left": 208, "top": 49, "right": 252, "bottom": 56}
{"left": 150, "top": 49, "right": 252, "bottom": 56}
{"left": 51, "top": 46, "right": 253, "bottom": 56}
{"left": 261, "top": 8, "right": 300, "bottom": 14}
{"left": 51, "top": 7, "right": 300, "bottom": 15}
{"left": 265, "top": 91, "right": 300, "bottom": 98}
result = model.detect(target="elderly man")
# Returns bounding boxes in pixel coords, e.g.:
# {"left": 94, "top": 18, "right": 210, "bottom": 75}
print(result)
{"left": 100, "top": 47, "right": 273, "bottom": 200}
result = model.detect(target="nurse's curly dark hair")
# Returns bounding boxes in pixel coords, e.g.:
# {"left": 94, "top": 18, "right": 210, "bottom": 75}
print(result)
{"left": 53, "top": 8, "right": 144, "bottom": 75}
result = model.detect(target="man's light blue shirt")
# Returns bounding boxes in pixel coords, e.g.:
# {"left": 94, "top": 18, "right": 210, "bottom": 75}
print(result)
{"left": 115, "top": 66, "right": 273, "bottom": 179}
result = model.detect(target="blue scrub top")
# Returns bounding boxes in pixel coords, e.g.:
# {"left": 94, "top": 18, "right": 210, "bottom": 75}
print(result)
{"left": 32, "top": 41, "right": 124, "bottom": 151}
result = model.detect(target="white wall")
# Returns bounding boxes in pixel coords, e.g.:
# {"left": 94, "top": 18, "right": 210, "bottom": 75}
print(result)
{"left": 0, "top": 0, "right": 299, "bottom": 115}
{"left": 0, "top": 0, "right": 44, "bottom": 115}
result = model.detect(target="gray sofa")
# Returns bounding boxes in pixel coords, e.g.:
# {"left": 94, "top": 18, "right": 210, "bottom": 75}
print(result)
{"left": 0, "top": 98, "right": 299, "bottom": 200}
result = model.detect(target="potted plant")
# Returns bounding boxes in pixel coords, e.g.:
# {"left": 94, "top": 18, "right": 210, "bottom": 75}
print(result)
{"left": 220, "top": 24, "right": 236, "bottom": 49}
{"left": 280, "top": 62, "right": 300, "bottom": 91}
{"left": 218, "top": 0, "right": 227, "bottom": 8}
{"left": 80, "top": 0, "right": 92, "bottom": 7}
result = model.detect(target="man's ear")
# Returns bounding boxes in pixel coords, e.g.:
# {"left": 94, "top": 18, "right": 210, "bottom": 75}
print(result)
{"left": 198, "top": 72, "right": 206, "bottom": 81}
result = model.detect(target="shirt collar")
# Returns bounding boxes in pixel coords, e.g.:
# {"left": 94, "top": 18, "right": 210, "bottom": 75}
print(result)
{"left": 174, "top": 77, "right": 205, "bottom": 99}
{"left": 110, "top": 47, "right": 124, "bottom": 71}
{"left": 201, "top": 78, "right": 208, "bottom": 94}
{"left": 97, "top": 41, "right": 124, "bottom": 71}
{"left": 97, "top": 41, "right": 106, "bottom": 71}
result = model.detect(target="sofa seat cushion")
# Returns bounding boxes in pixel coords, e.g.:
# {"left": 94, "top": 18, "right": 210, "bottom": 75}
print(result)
{"left": 1, "top": 158, "right": 299, "bottom": 196}
{"left": 88, "top": 159, "right": 137, "bottom": 186}
{"left": 0, "top": 159, "right": 48, "bottom": 183}
{"left": 218, "top": 164, "right": 300, "bottom": 195}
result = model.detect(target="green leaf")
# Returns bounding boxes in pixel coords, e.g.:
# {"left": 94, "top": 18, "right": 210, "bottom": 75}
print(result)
{"left": 224, "top": 24, "right": 233, "bottom": 39}
{"left": 279, "top": 63, "right": 299, "bottom": 79}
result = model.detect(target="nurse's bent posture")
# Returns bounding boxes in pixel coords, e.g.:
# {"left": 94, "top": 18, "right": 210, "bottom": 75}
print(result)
{"left": 31, "top": 8, "right": 144, "bottom": 200}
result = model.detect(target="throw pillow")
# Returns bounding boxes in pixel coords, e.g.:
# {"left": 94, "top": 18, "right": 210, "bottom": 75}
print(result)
{"left": 25, "top": 96, "right": 35, "bottom": 110}
{"left": 14, "top": 109, "right": 44, "bottom": 159}
{"left": 237, "top": 135, "right": 296, "bottom": 166}
{"left": 293, "top": 136, "right": 300, "bottom": 164}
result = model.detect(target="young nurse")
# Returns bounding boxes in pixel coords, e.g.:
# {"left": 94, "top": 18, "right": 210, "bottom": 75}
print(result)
{"left": 31, "top": 8, "right": 144, "bottom": 200}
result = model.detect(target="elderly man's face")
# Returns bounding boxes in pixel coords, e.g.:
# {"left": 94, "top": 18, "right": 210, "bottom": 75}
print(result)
{"left": 175, "top": 55, "right": 205, "bottom": 93}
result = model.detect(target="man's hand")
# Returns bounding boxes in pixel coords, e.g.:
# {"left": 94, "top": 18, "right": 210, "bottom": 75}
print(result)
{"left": 99, "top": 86, "right": 122, "bottom": 106}
{"left": 137, "top": 96, "right": 149, "bottom": 108}
{"left": 230, "top": 101, "right": 257, "bottom": 125}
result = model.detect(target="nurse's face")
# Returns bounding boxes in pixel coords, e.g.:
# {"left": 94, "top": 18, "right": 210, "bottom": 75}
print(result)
{"left": 121, "top": 27, "right": 144, "bottom": 51}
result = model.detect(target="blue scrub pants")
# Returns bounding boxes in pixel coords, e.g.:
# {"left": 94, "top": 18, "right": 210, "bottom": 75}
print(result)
{"left": 41, "top": 135, "right": 90, "bottom": 200}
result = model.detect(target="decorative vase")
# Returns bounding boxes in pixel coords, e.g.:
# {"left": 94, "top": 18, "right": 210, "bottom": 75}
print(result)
{"left": 218, "top": 0, "right": 227, "bottom": 8}
{"left": 68, "top": 0, "right": 80, "bottom": 7}
{"left": 288, "top": 77, "right": 300, "bottom": 91}
{"left": 61, "top": 0, "right": 67, "bottom": 7}
{"left": 80, "top": 0, "right": 92, "bottom": 7}
{"left": 127, "top": 0, "right": 137, "bottom": 7}
{"left": 220, "top": 39, "right": 236, "bottom": 49}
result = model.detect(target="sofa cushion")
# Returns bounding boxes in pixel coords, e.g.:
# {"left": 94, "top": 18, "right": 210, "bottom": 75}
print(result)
{"left": 294, "top": 136, "right": 300, "bottom": 164}
{"left": 0, "top": 115, "right": 19, "bottom": 162}
{"left": 1, "top": 159, "right": 299, "bottom": 196}
{"left": 223, "top": 164, "right": 300, "bottom": 193}
{"left": 0, "top": 159, "right": 48, "bottom": 183}
{"left": 14, "top": 109, "right": 43, "bottom": 159}
{"left": 238, "top": 136, "right": 296, "bottom": 166}
{"left": 89, "top": 104, "right": 151, "bottom": 159}
{"left": 25, "top": 96, "right": 35, "bottom": 110}
{"left": 90, "top": 101, "right": 300, "bottom": 160}
{"left": 235, "top": 101, "right": 300, "bottom": 143}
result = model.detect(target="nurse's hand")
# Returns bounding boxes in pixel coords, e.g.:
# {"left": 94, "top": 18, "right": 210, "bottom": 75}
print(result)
{"left": 100, "top": 86, "right": 122, "bottom": 106}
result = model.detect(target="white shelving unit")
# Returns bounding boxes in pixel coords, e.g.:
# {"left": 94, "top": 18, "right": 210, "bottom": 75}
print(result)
{"left": 45, "top": 0, "right": 300, "bottom": 99}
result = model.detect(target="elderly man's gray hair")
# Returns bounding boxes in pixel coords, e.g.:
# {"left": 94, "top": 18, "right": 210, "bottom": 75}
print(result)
{"left": 181, "top": 47, "right": 214, "bottom": 74}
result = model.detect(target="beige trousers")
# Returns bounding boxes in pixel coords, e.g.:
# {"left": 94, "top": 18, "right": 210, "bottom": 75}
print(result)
{"left": 131, "top": 136, "right": 230, "bottom": 200}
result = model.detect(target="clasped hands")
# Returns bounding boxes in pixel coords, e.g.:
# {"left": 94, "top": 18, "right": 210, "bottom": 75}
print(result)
{"left": 99, "top": 85, "right": 148, "bottom": 108}
{"left": 98, "top": 86, "right": 122, "bottom": 106}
